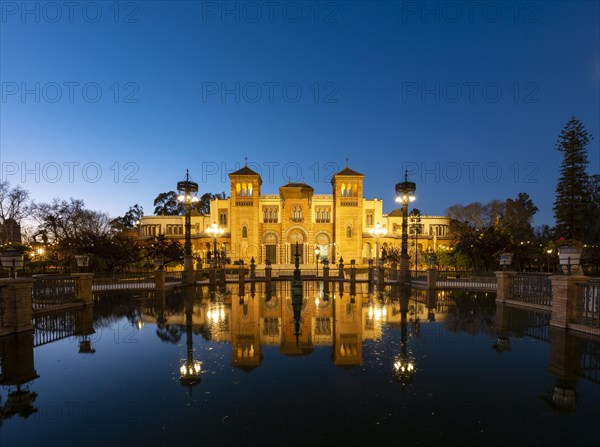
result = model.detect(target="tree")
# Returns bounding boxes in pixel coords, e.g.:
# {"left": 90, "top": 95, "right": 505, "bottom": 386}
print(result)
{"left": 153, "top": 191, "right": 227, "bottom": 216}
{"left": 112, "top": 204, "right": 144, "bottom": 230}
{"left": 144, "top": 234, "right": 183, "bottom": 264}
{"left": 500, "top": 192, "right": 538, "bottom": 242}
{"left": 553, "top": 116, "right": 592, "bottom": 241}
{"left": 586, "top": 174, "right": 600, "bottom": 244}
{"left": 32, "top": 198, "right": 113, "bottom": 264}
{"left": 0, "top": 182, "right": 31, "bottom": 243}
{"left": 446, "top": 194, "right": 538, "bottom": 270}
{"left": 153, "top": 191, "right": 182, "bottom": 216}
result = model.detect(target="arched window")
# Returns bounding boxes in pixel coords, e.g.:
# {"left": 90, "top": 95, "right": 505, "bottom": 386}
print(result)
{"left": 346, "top": 225, "right": 352, "bottom": 238}
{"left": 242, "top": 226, "right": 248, "bottom": 238}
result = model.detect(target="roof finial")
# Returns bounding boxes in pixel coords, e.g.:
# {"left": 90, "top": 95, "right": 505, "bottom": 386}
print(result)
{"left": 404, "top": 169, "right": 408, "bottom": 182}
{"left": 346, "top": 158, "right": 349, "bottom": 168}
{"left": 245, "top": 156, "right": 248, "bottom": 166}
{"left": 185, "top": 169, "right": 190, "bottom": 181}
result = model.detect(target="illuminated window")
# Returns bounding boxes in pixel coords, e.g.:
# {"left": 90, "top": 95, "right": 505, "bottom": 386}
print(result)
{"left": 219, "top": 210, "right": 227, "bottom": 226}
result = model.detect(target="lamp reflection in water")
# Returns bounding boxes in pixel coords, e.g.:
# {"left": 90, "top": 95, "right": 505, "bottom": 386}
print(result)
{"left": 179, "top": 289, "right": 202, "bottom": 393}
{"left": 393, "top": 287, "right": 416, "bottom": 385}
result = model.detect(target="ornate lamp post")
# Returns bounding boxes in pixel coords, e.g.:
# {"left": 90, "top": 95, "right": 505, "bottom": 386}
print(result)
{"left": 177, "top": 170, "right": 199, "bottom": 282}
{"left": 206, "top": 223, "right": 224, "bottom": 267}
{"left": 368, "top": 222, "right": 387, "bottom": 267}
{"left": 395, "top": 170, "right": 416, "bottom": 282}
{"left": 315, "top": 246, "right": 320, "bottom": 276}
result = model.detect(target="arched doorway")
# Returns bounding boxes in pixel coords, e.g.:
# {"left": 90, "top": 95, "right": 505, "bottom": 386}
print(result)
{"left": 315, "top": 232, "right": 332, "bottom": 262}
{"left": 262, "top": 231, "right": 280, "bottom": 264}
{"left": 289, "top": 229, "right": 304, "bottom": 263}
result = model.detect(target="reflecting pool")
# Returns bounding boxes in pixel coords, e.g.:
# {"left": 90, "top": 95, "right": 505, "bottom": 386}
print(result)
{"left": 1, "top": 283, "right": 599, "bottom": 446}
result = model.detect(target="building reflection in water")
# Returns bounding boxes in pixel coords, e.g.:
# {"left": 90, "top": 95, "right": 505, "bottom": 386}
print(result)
{"left": 1, "top": 285, "right": 599, "bottom": 422}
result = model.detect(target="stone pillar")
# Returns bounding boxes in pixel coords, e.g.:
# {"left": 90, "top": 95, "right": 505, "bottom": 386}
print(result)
{"left": 265, "top": 260, "right": 272, "bottom": 284}
{"left": 378, "top": 261, "right": 385, "bottom": 290}
{"left": 427, "top": 268, "right": 437, "bottom": 289}
{"left": 208, "top": 266, "right": 216, "bottom": 291}
{"left": 183, "top": 270, "right": 195, "bottom": 285}
{"left": 426, "top": 289, "right": 437, "bottom": 322}
{"left": 323, "top": 259, "right": 330, "bottom": 299}
{"left": 250, "top": 257, "right": 256, "bottom": 279}
{"left": 265, "top": 260, "right": 272, "bottom": 301}
{"left": 399, "top": 254, "right": 410, "bottom": 285}
{"left": 238, "top": 261, "right": 246, "bottom": 288}
{"left": 0, "top": 279, "right": 34, "bottom": 335}
{"left": 495, "top": 271, "right": 516, "bottom": 304}
{"left": 547, "top": 326, "right": 582, "bottom": 411}
{"left": 550, "top": 274, "right": 589, "bottom": 328}
{"left": 390, "top": 262, "right": 398, "bottom": 282}
{"left": 338, "top": 258, "right": 345, "bottom": 280}
{"left": 350, "top": 260, "right": 356, "bottom": 298}
{"left": 219, "top": 266, "right": 226, "bottom": 286}
{"left": 155, "top": 269, "right": 165, "bottom": 290}
{"left": 71, "top": 273, "right": 94, "bottom": 305}
{"left": 367, "top": 259, "right": 374, "bottom": 293}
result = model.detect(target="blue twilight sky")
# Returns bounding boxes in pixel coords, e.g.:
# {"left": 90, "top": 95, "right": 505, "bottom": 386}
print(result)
{"left": 1, "top": 1, "right": 599, "bottom": 225}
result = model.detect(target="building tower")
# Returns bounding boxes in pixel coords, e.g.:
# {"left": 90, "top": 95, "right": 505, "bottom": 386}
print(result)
{"left": 332, "top": 166, "right": 364, "bottom": 261}
{"left": 229, "top": 165, "right": 262, "bottom": 262}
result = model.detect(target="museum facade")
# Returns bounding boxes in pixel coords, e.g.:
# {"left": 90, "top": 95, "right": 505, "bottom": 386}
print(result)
{"left": 137, "top": 165, "right": 452, "bottom": 266}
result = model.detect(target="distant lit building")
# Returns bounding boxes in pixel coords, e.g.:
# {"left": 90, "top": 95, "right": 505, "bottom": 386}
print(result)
{"left": 137, "top": 165, "right": 452, "bottom": 265}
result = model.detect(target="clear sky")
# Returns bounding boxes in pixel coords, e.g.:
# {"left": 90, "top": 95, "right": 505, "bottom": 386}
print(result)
{"left": 1, "top": 1, "right": 598, "bottom": 225}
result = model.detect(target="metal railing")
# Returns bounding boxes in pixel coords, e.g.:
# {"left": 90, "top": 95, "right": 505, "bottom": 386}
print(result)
{"left": 33, "top": 310, "right": 77, "bottom": 347}
{"left": 93, "top": 272, "right": 155, "bottom": 290}
{"left": 580, "top": 338, "right": 600, "bottom": 383}
{"left": 410, "top": 270, "right": 427, "bottom": 281}
{"left": 165, "top": 271, "right": 183, "bottom": 283}
{"left": 575, "top": 280, "right": 600, "bottom": 328}
{"left": 435, "top": 270, "right": 497, "bottom": 288}
{"left": 510, "top": 273, "right": 553, "bottom": 307}
{"left": 32, "top": 275, "right": 78, "bottom": 309}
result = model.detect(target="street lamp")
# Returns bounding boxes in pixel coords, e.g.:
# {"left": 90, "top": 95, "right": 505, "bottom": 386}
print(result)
{"left": 546, "top": 248, "right": 553, "bottom": 273}
{"left": 368, "top": 222, "right": 387, "bottom": 267}
{"left": 395, "top": 170, "right": 416, "bottom": 282}
{"left": 177, "top": 169, "right": 199, "bottom": 280}
{"left": 206, "top": 223, "right": 224, "bottom": 266}
{"left": 315, "top": 246, "right": 320, "bottom": 276}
